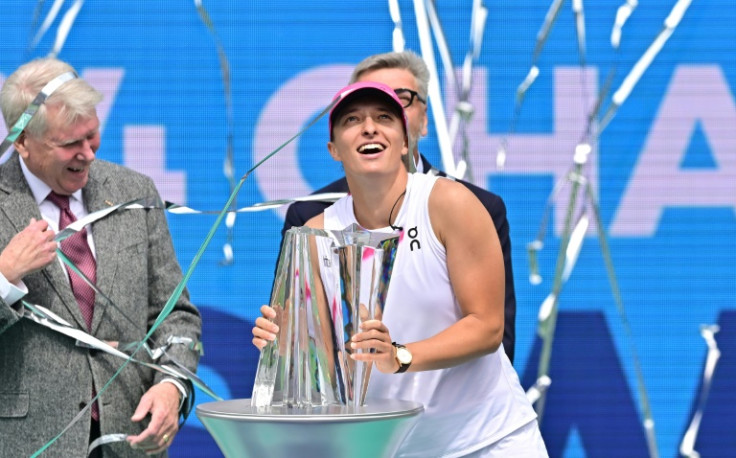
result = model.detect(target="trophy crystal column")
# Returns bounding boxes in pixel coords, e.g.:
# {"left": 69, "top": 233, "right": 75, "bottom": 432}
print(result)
{"left": 252, "top": 225, "right": 399, "bottom": 409}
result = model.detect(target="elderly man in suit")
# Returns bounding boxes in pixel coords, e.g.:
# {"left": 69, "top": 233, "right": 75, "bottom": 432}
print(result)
{"left": 282, "top": 51, "right": 518, "bottom": 364}
{"left": 0, "top": 57, "right": 201, "bottom": 457}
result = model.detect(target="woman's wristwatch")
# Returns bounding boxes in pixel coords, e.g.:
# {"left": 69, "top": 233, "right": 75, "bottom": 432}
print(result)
{"left": 392, "top": 342, "right": 413, "bottom": 373}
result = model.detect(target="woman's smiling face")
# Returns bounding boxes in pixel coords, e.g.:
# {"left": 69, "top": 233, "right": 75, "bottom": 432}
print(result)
{"left": 327, "top": 96, "right": 408, "bottom": 177}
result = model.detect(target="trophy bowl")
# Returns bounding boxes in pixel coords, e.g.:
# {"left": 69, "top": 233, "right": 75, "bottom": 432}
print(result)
{"left": 196, "top": 398, "right": 423, "bottom": 458}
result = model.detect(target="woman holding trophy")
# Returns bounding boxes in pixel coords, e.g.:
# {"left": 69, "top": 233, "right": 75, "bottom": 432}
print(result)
{"left": 252, "top": 82, "right": 547, "bottom": 457}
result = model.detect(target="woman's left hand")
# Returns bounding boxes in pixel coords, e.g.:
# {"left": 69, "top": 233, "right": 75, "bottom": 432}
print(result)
{"left": 350, "top": 319, "right": 400, "bottom": 374}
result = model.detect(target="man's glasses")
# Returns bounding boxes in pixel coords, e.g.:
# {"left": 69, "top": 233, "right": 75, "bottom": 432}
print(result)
{"left": 394, "top": 88, "right": 427, "bottom": 108}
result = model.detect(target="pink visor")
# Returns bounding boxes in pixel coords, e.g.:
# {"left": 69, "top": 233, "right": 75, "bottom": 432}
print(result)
{"left": 328, "top": 81, "right": 408, "bottom": 136}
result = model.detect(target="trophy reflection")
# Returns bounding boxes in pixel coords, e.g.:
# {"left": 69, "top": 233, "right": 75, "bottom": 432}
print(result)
{"left": 252, "top": 225, "right": 399, "bottom": 409}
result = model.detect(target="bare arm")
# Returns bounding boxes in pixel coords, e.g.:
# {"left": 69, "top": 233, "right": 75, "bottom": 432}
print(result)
{"left": 351, "top": 179, "right": 505, "bottom": 373}
{"left": 420, "top": 178, "right": 505, "bottom": 367}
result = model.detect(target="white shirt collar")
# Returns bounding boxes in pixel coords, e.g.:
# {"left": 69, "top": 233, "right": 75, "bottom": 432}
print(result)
{"left": 414, "top": 154, "right": 425, "bottom": 173}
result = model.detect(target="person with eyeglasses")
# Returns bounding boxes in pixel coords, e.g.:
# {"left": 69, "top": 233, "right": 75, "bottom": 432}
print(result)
{"left": 280, "top": 50, "right": 518, "bottom": 365}
{"left": 257, "top": 81, "right": 546, "bottom": 457}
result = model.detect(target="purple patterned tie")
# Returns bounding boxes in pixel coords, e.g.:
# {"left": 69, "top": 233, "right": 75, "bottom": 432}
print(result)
{"left": 47, "top": 191, "right": 99, "bottom": 419}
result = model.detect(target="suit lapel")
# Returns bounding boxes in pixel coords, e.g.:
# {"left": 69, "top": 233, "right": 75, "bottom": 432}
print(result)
{"left": 0, "top": 156, "right": 38, "bottom": 236}
{"left": 0, "top": 154, "right": 87, "bottom": 329}
{"left": 82, "top": 165, "right": 121, "bottom": 335}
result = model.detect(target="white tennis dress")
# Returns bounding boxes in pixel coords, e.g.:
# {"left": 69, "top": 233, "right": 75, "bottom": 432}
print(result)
{"left": 324, "top": 173, "right": 538, "bottom": 457}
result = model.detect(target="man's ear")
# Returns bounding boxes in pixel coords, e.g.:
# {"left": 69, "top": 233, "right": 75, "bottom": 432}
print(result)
{"left": 327, "top": 141, "right": 342, "bottom": 162}
{"left": 400, "top": 140, "right": 413, "bottom": 172}
{"left": 420, "top": 107, "right": 429, "bottom": 138}
{"left": 13, "top": 132, "right": 29, "bottom": 159}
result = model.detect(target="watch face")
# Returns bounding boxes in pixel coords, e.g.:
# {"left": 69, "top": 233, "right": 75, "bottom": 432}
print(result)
{"left": 397, "top": 347, "right": 412, "bottom": 364}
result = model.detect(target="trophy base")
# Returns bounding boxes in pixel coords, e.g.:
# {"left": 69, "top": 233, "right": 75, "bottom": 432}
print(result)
{"left": 196, "top": 398, "right": 423, "bottom": 458}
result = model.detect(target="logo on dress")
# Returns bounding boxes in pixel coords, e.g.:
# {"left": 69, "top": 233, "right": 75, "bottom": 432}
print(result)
{"left": 407, "top": 226, "right": 421, "bottom": 251}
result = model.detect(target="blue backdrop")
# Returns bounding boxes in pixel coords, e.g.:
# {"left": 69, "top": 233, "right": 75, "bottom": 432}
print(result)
{"left": 2, "top": 1, "right": 735, "bottom": 457}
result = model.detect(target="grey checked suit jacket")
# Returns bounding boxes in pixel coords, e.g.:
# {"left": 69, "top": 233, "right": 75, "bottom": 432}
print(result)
{"left": 0, "top": 154, "right": 201, "bottom": 457}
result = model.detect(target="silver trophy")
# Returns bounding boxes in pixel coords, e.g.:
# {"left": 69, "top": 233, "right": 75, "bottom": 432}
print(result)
{"left": 198, "top": 226, "right": 419, "bottom": 458}
{"left": 252, "top": 225, "right": 399, "bottom": 409}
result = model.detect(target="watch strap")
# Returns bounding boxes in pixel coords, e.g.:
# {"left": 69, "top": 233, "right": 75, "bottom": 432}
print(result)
{"left": 392, "top": 342, "right": 411, "bottom": 373}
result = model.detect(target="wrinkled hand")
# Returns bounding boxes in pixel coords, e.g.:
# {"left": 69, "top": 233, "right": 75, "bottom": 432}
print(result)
{"left": 127, "top": 382, "right": 181, "bottom": 455}
{"left": 350, "top": 320, "right": 399, "bottom": 374}
{"left": 252, "top": 305, "right": 278, "bottom": 350}
{"left": 0, "top": 218, "right": 57, "bottom": 283}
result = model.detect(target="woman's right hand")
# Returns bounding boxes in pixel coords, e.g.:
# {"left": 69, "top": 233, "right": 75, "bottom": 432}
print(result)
{"left": 252, "top": 305, "right": 279, "bottom": 350}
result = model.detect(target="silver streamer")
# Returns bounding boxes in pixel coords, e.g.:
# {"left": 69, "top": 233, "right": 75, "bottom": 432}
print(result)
{"left": 585, "top": 177, "right": 659, "bottom": 458}
{"left": 530, "top": 153, "right": 659, "bottom": 457}
{"left": 467, "top": 0, "right": 487, "bottom": 63}
{"left": 582, "top": 0, "right": 637, "bottom": 140}
{"left": 459, "top": 0, "right": 488, "bottom": 180}
{"left": 562, "top": 211, "right": 588, "bottom": 282}
{"left": 26, "top": 0, "right": 47, "bottom": 52}
{"left": 516, "top": 66, "right": 540, "bottom": 102}
{"left": 611, "top": 0, "right": 638, "bottom": 49}
{"left": 113, "top": 192, "right": 343, "bottom": 216}
{"left": 0, "top": 71, "right": 77, "bottom": 163}
{"left": 537, "top": 292, "right": 557, "bottom": 332}
{"left": 54, "top": 198, "right": 146, "bottom": 242}
{"left": 571, "top": 0, "right": 591, "bottom": 128}
{"left": 525, "top": 375, "right": 552, "bottom": 405}
{"left": 82, "top": 335, "right": 203, "bottom": 362}
{"left": 526, "top": 240, "right": 543, "bottom": 285}
{"left": 30, "top": 0, "right": 65, "bottom": 48}
{"left": 679, "top": 325, "right": 721, "bottom": 458}
{"left": 498, "top": 0, "right": 565, "bottom": 168}
{"left": 23, "top": 303, "right": 201, "bottom": 386}
{"left": 87, "top": 434, "right": 128, "bottom": 456}
{"left": 423, "top": 0, "right": 464, "bottom": 178}
{"left": 534, "top": 0, "right": 565, "bottom": 62}
{"left": 425, "top": 2, "right": 457, "bottom": 100}
{"left": 430, "top": 0, "right": 487, "bottom": 183}
{"left": 522, "top": 4, "right": 696, "bottom": 456}
{"left": 572, "top": 0, "right": 587, "bottom": 66}
{"left": 525, "top": 158, "right": 574, "bottom": 285}
{"left": 600, "top": 0, "right": 693, "bottom": 132}
{"left": 195, "top": 0, "right": 236, "bottom": 265}
{"left": 389, "top": 1, "right": 413, "bottom": 188}
{"left": 531, "top": 157, "right": 587, "bottom": 422}
{"left": 388, "top": 0, "right": 406, "bottom": 51}
{"left": 49, "top": 0, "right": 84, "bottom": 58}
{"left": 419, "top": 0, "right": 487, "bottom": 182}
{"left": 412, "top": 0, "right": 457, "bottom": 177}
{"left": 33, "top": 187, "right": 241, "bottom": 456}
